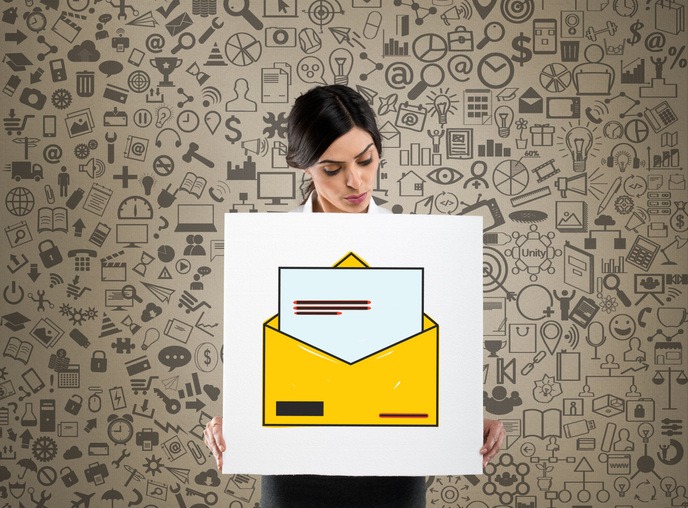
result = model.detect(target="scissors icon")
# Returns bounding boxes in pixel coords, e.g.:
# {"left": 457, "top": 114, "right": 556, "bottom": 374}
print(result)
{"left": 603, "top": 274, "right": 631, "bottom": 307}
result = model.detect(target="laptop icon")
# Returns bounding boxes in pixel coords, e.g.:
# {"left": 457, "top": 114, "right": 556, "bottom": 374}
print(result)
{"left": 175, "top": 204, "right": 217, "bottom": 232}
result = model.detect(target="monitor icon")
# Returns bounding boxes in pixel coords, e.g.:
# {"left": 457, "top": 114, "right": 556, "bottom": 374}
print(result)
{"left": 257, "top": 172, "right": 295, "bottom": 205}
{"left": 104, "top": 289, "right": 134, "bottom": 311}
{"left": 116, "top": 224, "right": 148, "bottom": 248}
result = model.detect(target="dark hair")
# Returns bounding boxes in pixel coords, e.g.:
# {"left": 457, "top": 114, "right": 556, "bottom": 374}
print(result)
{"left": 286, "top": 85, "right": 382, "bottom": 170}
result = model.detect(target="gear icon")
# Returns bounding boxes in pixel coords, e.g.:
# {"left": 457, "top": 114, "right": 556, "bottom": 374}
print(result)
{"left": 32, "top": 436, "right": 58, "bottom": 462}
{"left": 74, "top": 143, "right": 90, "bottom": 159}
{"left": 86, "top": 306, "right": 99, "bottom": 320}
{"left": 51, "top": 88, "right": 72, "bottom": 109}
{"left": 614, "top": 195, "right": 634, "bottom": 215}
{"left": 143, "top": 454, "right": 164, "bottom": 476}
{"left": 68, "top": 307, "right": 85, "bottom": 326}
{"left": 59, "top": 303, "right": 72, "bottom": 316}
{"left": 88, "top": 139, "right": 99, "bottom": 150}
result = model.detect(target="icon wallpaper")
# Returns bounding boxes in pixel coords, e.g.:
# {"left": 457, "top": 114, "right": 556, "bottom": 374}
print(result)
{"left": 1, "top": 0, "right": 687, "bottom": 506}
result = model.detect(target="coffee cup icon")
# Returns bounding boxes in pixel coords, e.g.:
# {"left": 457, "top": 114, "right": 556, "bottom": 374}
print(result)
{"left": 658, "top": 308, "right": 687, "bottom": 328}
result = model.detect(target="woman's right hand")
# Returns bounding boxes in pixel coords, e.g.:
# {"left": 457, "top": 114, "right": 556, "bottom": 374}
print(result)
{"left": 204, "top": 416, "right": 225, "bottom": 470}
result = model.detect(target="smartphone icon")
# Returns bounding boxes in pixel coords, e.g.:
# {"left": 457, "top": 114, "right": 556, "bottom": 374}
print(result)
{"left": 43, "top": 115, "right": 56, "bottom": 137}
{"left": 49, "top": 58, "right": 67, "bottom": 82}
{"left": 22, "top": 368, "right": 45, "bottom": 394}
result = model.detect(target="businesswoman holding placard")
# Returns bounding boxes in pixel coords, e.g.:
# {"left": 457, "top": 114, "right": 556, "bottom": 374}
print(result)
{"left": 205, "top": 85, "right": 505, "bottom": 507}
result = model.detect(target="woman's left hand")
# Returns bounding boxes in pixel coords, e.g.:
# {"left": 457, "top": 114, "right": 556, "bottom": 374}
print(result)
{"left": 480, "top": 419, "right": 505, "bottom": 467}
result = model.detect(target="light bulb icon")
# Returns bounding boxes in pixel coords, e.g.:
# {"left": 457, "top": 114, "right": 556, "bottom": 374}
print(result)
{"left": 565, "top": 126, "right": 593, "bottom": 172}
{"left": 610, "top": 142, "right": 637, "bottom": 173}
{"left": 142, "top": 175, "right": 154, "bottom": 196}
{"left": 494, "top": 106, "right": 514, "bottom": 138}
{"left": 329, "top": 48, "right": 353, "bottom": 86}
{"left": 156, "top": 106, "right": 171, "bottom": 128}
{"left": 613, "top": 476, "right": 630, "bottom": 497}
{"left": 142, "top": 328, "right": 160, "bottom": 351}
{"left": 660, "top": 476, "right": 677, "bottom": 497}
{"left": 433, "top": 93, "right": 451, "bottom": 125}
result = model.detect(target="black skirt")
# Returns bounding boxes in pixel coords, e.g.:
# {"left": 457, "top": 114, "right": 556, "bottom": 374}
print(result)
{"left": 260, "top": 475, "right": 427, "bottom": 508}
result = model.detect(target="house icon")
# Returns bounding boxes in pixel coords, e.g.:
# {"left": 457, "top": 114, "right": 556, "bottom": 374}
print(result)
{"left": 398, "top": 171, "right": 425, "bottom": 197}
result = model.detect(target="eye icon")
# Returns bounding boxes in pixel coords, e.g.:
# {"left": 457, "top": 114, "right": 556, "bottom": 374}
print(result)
{"left": 427, "top": 167, "right": 463, "bottom": 185}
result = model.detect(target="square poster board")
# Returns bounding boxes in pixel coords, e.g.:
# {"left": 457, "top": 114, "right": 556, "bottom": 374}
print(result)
{"left": 223, "top": 213, "right": 483, "bottom": 476}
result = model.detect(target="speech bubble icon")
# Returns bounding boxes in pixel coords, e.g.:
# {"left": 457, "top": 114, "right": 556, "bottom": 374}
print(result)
{"left": 99, "top": 13, "right": 112, "bottom": 24}
{"left": 99, "top": 60, "right": 123, "bottom": 78}
{"left": 297, "top": 56, "right": 327, "bottom": 85}
{"left": 159, "top": 345, "right": 191, "bottom": 371}
{"left": 198, "top": 266, "right": 212, "bottom": 276}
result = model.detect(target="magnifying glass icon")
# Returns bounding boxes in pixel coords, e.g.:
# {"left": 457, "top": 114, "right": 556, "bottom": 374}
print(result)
{"left": 14, "top": 229, "right": 25, "bottom": 244}
{"left": 477, "top": 22, "right": 505, "bottom": 50}
{"left": 603, "top": 274, "right": 631, "bottom": 307}
{"left": 122, "top": 284, "right": 143, "bottom": 303}
{"left": 224, "top": 0, "right": 263, "bottom": 30}
{"left": 408, "top": 63, "right": 444, "bottom": 100}
{"left": 171, "top": 32, "right": 196, "bottom": 55}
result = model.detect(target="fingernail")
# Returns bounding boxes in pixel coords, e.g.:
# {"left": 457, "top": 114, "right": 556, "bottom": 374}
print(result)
{"left": 480, "top": 448, "right": 486, "bottom": 453}
{"left": 221, "top": 446, "right": 225, "bottom": 451}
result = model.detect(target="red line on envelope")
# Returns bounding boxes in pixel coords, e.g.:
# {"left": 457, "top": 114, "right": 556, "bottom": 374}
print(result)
{"left": 295, "top": 311, "right": 342, "bottom": 315}
{"left": 294, "top": 306, "right": 370, "bottom": 310}
{"left": 379, "top": 413, "right": 428, "bottom": 418}
{"left": 294, "top": 300, "right": 371, "bottom": 304}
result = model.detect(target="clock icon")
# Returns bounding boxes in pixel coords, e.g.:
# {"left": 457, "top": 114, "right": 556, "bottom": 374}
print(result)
{"left": 117, "top": 195, "right": 154, "bottom": 219}
{"left": 24, "top": 9, "right": 47, "bottom": 32}
{"left": 177, "top": 110, "right": 199, "bottom": 133}
{"left": 107, "top": 414, "right": 134, "bottom": 444}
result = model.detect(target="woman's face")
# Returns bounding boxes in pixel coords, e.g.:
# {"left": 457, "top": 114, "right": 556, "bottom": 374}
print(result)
{"left": 303, "top": 126, "right": 379, "bottom": 213}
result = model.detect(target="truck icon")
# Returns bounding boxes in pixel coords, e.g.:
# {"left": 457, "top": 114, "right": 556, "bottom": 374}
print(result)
{"left": 7, "top": 161, "right": 43, "bottom": 181}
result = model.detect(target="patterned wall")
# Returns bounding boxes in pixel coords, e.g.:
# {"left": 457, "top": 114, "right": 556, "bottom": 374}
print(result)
{"left": 1, "top": 0, "right": 687, "bottom": 507}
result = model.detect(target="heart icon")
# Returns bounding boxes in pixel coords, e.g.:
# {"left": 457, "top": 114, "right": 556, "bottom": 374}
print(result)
{"left": 472, "top": 0, "right": 498, "bottom": 19}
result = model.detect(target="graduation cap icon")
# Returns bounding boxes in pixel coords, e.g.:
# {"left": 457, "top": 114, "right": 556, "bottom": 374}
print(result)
{"left": 2, "top": 312, "right": 31, "bottom": 331}
{"left": 3, "top": 53, "right": 32, "bottom": 72}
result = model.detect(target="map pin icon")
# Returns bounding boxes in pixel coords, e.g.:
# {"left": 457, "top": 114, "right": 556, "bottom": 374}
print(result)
{"left": 204, "top": 111, "right": 222, "bottom": 135}
{"left": 541, "top": 321, "right": 562, "bottom": 355}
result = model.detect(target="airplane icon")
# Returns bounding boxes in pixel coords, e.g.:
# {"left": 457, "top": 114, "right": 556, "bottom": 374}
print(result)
{"left": 71, "top": 492, "right": 95, "bottom": 508}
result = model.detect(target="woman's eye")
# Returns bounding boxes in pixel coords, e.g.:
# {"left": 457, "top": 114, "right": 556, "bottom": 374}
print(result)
{"left": 359, "top": 157, "right": 373, "bottom": 166}
{"left": 323, "top": 167, "right": 340, "bottom": 176}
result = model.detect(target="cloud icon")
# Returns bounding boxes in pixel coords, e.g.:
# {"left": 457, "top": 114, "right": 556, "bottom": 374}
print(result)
{"left": 64, "top": 445, "right": 83, "bottom": 459}
{"left": 195, "top": 469, "right": 221, "bottom": 487}
{"left": 68, "top": 40, "right": 101, "bottom": 62}
{"left": 204, "top": 384, "right": 220, "bottom": 402}
{"left": 594, "top": 214, "right": 616, "bottom": 226}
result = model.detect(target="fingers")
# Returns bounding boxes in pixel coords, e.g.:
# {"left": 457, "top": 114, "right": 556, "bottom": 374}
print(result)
{"left": 480, "top": 420, "right": 505, "bottom": 467}
{"left": 204, "top": 417, "right": 224, "bottom": 470}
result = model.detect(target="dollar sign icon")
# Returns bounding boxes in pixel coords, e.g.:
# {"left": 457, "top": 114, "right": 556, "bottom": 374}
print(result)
{"left": 627, "top": 19, "right": 643, "bottom": 46}
{"left": 511, "top": 32, "right": 532, "bottom": 67}
{"left": 225, "top": 115, "right": 242, "bottom": 144}
{"left": 204, "top": 348, "right": 212, "bottom": 366}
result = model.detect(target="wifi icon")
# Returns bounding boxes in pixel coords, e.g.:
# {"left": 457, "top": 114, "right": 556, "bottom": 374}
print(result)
{"left": 667, "top": 287, "right": 682, "bottom": 302}
{"left": 49, "top": 273, "right": 64, "bottom": 288}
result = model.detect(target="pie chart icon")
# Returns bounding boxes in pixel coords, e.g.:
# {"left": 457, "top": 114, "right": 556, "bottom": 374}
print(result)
{"left": 225, "top": 33, "right": 262, "bottom": 66}
{"left": 493, "top": 159, "right": 529, "bottom": 196}
{"left": 412, "top": 33, "right": 447, "bottom": 63}
{"left": 540, "top": 63, "right": 571, "bottom": 93}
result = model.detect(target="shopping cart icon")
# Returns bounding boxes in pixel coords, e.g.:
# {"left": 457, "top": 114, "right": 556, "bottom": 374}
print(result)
{"left": 3, "top": 109, "right": 34, "bottom": 135}
{"left": 130, "top": 376, "right": 158, "bottom": 395}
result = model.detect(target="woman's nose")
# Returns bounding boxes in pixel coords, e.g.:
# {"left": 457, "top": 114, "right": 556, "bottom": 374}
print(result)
{"left": 345, "top": 165, "right": 362, "bottom": 189}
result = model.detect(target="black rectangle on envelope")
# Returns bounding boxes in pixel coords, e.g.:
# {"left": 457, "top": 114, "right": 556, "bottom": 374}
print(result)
{"left": 276, "top": 401, "right": 323, "bottom": 416}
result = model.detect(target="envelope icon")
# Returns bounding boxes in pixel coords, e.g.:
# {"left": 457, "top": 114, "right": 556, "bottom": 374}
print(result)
{"left": 263, "top": 252, "right": 438, "bottom": 426}
{"left": 519, "top": 87, "right": 543, "bottom": 114}
{"left": 379, "top": 120, "right": 401, "bottom": 148}
{"left": 166, "top": 12, "right": 193, "bottom": 37}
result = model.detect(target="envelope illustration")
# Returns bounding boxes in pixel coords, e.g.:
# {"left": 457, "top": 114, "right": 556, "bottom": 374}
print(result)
{"left": 519, "top": 87, "right": 543, "bottom": 114}
{"left": 263, "top": 252, "right": 439, "bottom": 426}
{"left": 379, "top": 121, "right": 401, "bottom": 148}
{"left": 165, "top": 12, "right": 193, "bottom": 37}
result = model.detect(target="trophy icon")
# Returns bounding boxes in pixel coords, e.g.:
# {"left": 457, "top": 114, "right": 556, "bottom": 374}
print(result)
{"left": 150, "top": 57, "right": 183, "bottom": 87}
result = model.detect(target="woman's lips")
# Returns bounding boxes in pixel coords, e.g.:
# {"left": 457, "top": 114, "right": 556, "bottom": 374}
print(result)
{"left": 345, "top": 192, "right": 367, "bottom": 204}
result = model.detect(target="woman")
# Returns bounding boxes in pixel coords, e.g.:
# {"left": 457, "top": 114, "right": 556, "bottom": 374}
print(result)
{"left": 205, "top": 85, "right": 506, "bottom": 507}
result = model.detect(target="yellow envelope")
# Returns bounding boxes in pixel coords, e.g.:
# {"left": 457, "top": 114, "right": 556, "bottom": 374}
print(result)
{"left": 263, "top": 252, "right": 439, "bottom": 426}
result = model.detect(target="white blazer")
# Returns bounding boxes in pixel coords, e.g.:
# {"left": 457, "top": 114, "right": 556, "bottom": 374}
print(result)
{"left": 289, "top": 190, "right": 392, "bottom": 214}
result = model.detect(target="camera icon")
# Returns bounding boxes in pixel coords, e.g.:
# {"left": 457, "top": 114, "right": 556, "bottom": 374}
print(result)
{"left": 266, "top": 27, "right": 297, "bottom": 47}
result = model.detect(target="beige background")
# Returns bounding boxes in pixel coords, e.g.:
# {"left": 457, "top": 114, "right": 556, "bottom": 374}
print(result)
{"left": 1, "top": 0, "right": 687, "bottom": 506}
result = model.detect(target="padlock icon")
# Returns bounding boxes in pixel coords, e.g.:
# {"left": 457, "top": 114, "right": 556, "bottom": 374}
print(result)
{"left": 91, "top": 350, "right": 107, "bottom": 372}
{"left": 38, "top": 239, "right": 63, "bottom": 268}
{"left": 634, "top": 404, "right": 645, "bottom": 419}
{"left": 61, "top": 466, "right": 78, "bottom": 487}
{"left": 65, "top": 395, "right": 83, "bottom": 415}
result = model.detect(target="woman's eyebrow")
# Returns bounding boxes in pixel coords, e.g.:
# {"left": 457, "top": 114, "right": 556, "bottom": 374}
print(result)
{"left": 317, "top": 143, "right": 374, "bottom": 164}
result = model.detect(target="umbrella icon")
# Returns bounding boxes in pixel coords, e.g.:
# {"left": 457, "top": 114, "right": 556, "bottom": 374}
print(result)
{"left": 17, "top": 458, "right": 36, "bottom": 479}
{"left": 101, "top": 488, "right": 123, "bottom": 507}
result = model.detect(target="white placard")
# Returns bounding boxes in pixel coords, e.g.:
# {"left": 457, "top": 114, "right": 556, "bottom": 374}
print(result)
{"left": 223, "top": 213, "right": 483, "bottom": 476}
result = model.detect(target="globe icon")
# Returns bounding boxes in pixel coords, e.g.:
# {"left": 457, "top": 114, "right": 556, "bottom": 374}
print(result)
{"left": 6, "top": 187, "right": 35, "bottom": 216}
